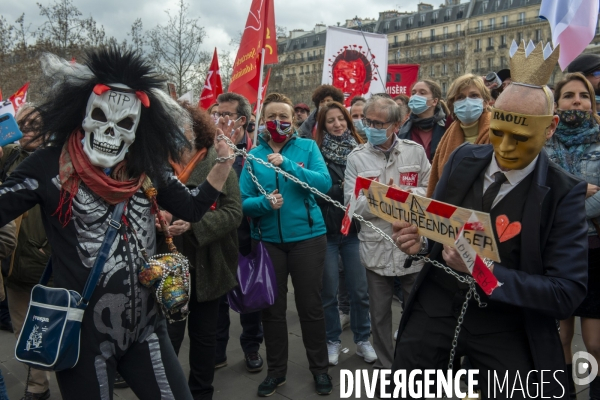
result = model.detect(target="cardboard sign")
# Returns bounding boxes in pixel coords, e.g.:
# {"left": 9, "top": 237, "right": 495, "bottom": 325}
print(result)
{"left": 356, "top": 176, "right": 501, "bottom": 262}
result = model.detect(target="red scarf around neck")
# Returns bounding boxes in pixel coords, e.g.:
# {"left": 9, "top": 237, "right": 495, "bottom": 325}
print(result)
{"left": 54, "top": 130, "right": 146, "bottom": 226}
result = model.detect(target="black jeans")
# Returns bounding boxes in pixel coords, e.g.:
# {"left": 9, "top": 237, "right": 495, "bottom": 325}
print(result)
{"left": 260, "top": 235, "right": 329, "bottom": 378}
{"left": 168, "top": 273, "right": 221, "bottom": 400}
{"left": 215, "top": 295, "right": 263, "bottom": 362}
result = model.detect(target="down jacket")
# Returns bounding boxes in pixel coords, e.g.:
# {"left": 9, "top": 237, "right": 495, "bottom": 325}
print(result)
{"left": 344, "top": 139, "right": 431, "bottom": 276}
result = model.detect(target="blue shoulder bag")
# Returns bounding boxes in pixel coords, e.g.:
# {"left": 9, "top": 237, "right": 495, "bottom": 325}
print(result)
{"left": 15, "top": 202, "right": 125, "bottom": 371}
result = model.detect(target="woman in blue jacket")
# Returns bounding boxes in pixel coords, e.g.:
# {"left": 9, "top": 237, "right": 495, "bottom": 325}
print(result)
{"left": 240, "top": 93, "right": 333, "bottom": 397}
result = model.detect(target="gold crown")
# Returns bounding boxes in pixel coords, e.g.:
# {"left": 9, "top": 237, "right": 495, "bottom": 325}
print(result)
{"left": 510, "top": 41, "right": 560, "bottom": 87}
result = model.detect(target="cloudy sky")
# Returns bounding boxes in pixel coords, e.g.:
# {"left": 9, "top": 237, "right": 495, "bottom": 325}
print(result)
{"left": 4, "top": 0, "right": 425, "bottom": 53}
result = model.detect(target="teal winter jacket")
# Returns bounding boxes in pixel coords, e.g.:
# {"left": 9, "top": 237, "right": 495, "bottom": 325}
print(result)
{"left": 240, "top": 133, "right": 331, "bottom": 243}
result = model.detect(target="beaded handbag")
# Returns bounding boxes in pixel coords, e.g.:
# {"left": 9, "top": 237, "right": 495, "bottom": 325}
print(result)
{"left": 137, "top": 179, "right": 191, "bottom": 322}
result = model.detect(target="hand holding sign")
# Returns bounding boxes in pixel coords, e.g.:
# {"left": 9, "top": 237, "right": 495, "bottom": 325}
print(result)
{"left": 442, "top": 245, "right": 470, "bottom": 274}
{"left": 392, "top": 221, "right": 422, "bottom": 255}
{"left": 357, "top": 177, "right": 500, "bottom": 262}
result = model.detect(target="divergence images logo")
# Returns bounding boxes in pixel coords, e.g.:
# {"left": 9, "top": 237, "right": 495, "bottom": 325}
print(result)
{"left": 573, "top": 351, "right": 598, "bottom": 386}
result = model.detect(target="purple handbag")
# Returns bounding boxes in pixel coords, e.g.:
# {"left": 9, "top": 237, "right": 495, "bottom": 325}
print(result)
{"left": 227, "top": 241, "right": 278, "bottom": 314}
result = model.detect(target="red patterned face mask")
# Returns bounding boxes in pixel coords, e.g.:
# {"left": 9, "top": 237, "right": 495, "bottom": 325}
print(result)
{"left": 266, "top": 120, "right": 293, "bottom": 143}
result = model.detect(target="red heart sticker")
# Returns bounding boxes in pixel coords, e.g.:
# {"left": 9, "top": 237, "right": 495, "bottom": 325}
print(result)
{"left": 496, "top": 215, "right": 521, "bottom": 242}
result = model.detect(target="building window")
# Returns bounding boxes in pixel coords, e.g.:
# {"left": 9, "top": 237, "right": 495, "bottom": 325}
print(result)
{"left": 417, "top": 48, "right": 422, "bottom": 56}
{"left": 502, "top": 15, "right": 508, "bottom": 27}
{"left": 406, "top": 33, "right": 410, "bottom": 41}
{"left": 430, "top": 46, "right": 435, "bottom": 55}
{"left": 396, "top": 19, "right": 401, "bottom": 29}
{"left": 488, "top": 37, "right": 494, "bottom": 48}
{"left": 477, "top": 20, "right": 483, "bottom": 32}
{"left": 483, "top": 1, "right": 489, "bottom": 10}
{"left": 476, "top": 39, "right": 481, "bottom": 50}
{"left": 517, "top": 32, "right": 523, "bottom": 42}
{"left": 430, "top": 29, "right": 436, "bottom": 40}
{"left": 442, "top": 64, "right": 447, "bottom": 75}
{"left": 519, "top": 12, "right": 525, "bottom": 24}
{"left": 384, "top": 22, "right": 390, "bottom": 31}
{"left": 443, "top": 44, "right": 448, "bottom": 54}
{"left": 432, "top": 12, "right": 438, "bottom": 23}
{"left": 475, "top": 59, "right": 480, "bottom": 70}
{"left": 316, "top": 36, "right": 320, "bottom": 43}
{"left": 446, "top": 9, "right": 452, "bottom": 20}
{"left": 418, "top": 31, "right": 422, "bottom": 39}
{"left": 443, "top": 26, "right": 448, "bottom": 38}
{"left": 394, "top": 35, "right": 398, "bottom": 44}
{"left": 430, "top": 65, "right": 435, "bottom": 77}
{"left": 420, "top": 14, "right": 426, "bottom": 24}
{"left": 488, "top": 57, "right": 494, "bottom": 69}
{"left": 535, "top": 29, "right": 541, "bottom": 41}
{"left": 501, "top": 35, "right": 506, "bottom": 46}
{"left": 408, "top": 17, "right": 413, "bottom": 27}
{"left": 442, "top": 82, "right": 447, "bottom": 95}
{"left": 300, "top": 66, "right": 304, "bottom": 73}
{"left": 307, "top": 51, "right": 310, "bottom": 58}
{"left": 456, "top": 62, "right": 461, "bottom": 73}
{"left": 489, "top": 18, "right": 495, "bottom": 29}
{"left": 500, "top": 56, "right": 507, "bottom": 68}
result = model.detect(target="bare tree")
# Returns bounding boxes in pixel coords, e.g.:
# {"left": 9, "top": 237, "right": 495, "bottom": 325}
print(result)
{"left": 36, "top": 0, "right": 88, "bottom": 56}
{"left": 127, "top": 18, "right": 145, "bottom": 53}
{"left": 147, "top": 0, "right": 210, "bottom": 96}
{"left": 0, "top": 16, "right": 15, "bottom": 57}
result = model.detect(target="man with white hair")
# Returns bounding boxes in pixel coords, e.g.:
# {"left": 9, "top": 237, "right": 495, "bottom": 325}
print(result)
{"left": 344, "top": 96, "right": 431, "bottom": 370}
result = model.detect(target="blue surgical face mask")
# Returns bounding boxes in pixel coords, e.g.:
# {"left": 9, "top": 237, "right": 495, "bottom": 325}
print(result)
{"left": 365, "top": 125, "right": 393, "bottom": 146}
{"left": 453, "top": 97, "right": 484, "bottom": 125}
{"left": 353, "top": 119, "right": 365, "bottom": 134}
{"left": 408, "top": 95, "right": 430, "bottom": 115}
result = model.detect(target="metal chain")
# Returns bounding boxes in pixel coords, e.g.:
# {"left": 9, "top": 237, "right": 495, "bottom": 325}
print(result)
{"left": 216, "top": 134, "right": 488, "bottom": 367}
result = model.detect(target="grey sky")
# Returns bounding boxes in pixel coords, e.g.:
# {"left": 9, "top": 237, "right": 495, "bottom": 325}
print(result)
{"left": 4, "top": 0, "right": 425, "bottom": 53}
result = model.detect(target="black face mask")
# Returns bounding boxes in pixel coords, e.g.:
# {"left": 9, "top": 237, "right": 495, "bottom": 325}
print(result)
{"left": 247, "top": 121, "right": 256, "bottom": 133}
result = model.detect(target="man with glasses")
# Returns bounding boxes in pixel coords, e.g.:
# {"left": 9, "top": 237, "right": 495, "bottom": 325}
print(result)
{"left": 214, "top": 93, "right": 265, "bottom": 373}
{"left": 344, "top": 96, "right": 431, "bottom": 372}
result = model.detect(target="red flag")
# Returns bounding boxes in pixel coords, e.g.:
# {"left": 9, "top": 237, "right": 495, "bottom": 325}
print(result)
{"left": 199, "top": 49, "right": 224, "bottom": 110}
{"left": 254, "top": 68, "right": 271, "bottom": 114}
{"left": 386, "top": 65, "right": 419, "bottom": 97}
{"left": 9, "top": 82, "right": 30, "bottom": 113}
{"left": 229, "top": 0, "right": 278, "bottom": 103}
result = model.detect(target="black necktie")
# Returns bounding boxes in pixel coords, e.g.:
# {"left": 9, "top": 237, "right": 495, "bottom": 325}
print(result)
{"left": 482, "top": 171, "right": 507, "bottom": 212}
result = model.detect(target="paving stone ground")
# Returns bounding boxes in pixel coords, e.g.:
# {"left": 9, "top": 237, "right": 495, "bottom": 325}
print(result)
{"left": 0, "top": 278, "right": 591, "bottom": 399}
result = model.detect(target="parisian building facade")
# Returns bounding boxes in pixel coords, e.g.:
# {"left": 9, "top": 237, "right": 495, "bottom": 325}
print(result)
{"left": 270, "top": 0, "right": 600, "bottom": 106}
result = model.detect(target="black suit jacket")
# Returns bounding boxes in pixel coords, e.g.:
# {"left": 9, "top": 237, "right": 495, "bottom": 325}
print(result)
{"left": 393, "top": 144, "right": 588, "bottom": 392}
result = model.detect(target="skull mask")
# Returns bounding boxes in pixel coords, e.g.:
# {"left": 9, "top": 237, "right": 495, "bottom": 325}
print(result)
{"left": 82, "top": 84, "right": 141, "bottom": 168}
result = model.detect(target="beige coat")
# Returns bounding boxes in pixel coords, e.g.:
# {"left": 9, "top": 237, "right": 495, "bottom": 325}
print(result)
{"left": 344, "top": 139, "right": 431, "bottom": 276}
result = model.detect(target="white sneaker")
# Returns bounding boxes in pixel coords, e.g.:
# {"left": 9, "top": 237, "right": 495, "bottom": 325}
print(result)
{"left": 327, "top": 341, "right": 341, "bottom": 366}
{"left": 356, "top": 341, "right": 377, "bottom": 363}
{"left": 339, "top": 313, "right": 350, "bottom": 331}
{"left": 394, "top": 329, "right": 398, "bottom": 341}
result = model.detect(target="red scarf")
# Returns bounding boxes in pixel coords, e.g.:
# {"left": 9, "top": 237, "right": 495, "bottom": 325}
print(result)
{"left": 55, "top": 130, "right": 146, "bottom": 226}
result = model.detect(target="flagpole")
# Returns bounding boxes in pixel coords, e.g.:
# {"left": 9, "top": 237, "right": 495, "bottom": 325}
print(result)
{"left": 253, "top": 48, "right": 266, "bottom": 145}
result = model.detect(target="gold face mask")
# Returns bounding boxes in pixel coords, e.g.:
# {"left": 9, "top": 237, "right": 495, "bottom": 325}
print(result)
{"left": 489, "top": 108, "right": 554, "bottom": 170}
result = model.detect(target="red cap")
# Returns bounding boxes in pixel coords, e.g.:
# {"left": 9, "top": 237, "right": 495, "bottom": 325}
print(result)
{"left": 294, "top": 103, "right": 310, "bottom": 112}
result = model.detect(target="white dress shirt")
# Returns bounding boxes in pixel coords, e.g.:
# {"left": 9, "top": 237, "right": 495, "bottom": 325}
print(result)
{"left": 483, "top": 155, "right": 538, "bottom": 209}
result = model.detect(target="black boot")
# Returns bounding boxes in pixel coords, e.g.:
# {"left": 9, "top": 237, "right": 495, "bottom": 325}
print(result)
{"left": 590, "top": 376, "right": 600, "bottom": 400}
{"left": 566, "top": 364, "right": 577, "bottom": 400}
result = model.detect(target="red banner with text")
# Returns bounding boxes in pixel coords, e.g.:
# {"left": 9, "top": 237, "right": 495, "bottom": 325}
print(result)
{"left": 386, "top": 64, "right": 419, "bottom": 97}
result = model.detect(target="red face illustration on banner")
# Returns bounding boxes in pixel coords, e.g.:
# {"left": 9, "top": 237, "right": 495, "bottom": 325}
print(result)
{"left": 333, "top": 60, "right": 370, "bottom": 107}
{"left": 330, "top": 48, "right": 375, "bottom": 107}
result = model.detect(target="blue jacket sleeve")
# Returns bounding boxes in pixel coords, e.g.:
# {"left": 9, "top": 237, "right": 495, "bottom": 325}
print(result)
{"left": 279, "top": 141, "right": 331, "bottom": 194}
{"left": 490, "top": 180, "right": 589, "bottom": 320}
{"left": 240, "top": 159, "right": 273, "bottom": 218}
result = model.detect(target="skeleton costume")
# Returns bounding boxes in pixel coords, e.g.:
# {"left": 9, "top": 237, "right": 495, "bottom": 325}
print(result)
{"left": 0, "top": 48, "right": 220, "bottom": 399}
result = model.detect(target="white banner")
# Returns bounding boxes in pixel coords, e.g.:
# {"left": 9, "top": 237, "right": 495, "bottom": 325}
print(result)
{"left": 322, "top": 26, "right": 388, "bottom": 107}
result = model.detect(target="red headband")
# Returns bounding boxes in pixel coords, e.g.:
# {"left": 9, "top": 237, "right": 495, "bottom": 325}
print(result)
{"left": 92, "top": 84, "right": 150, "bottom": 108}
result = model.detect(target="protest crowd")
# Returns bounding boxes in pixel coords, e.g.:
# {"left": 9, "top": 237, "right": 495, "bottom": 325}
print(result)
{"left": 0, "top": 1, "right": 600, "bottom": 400}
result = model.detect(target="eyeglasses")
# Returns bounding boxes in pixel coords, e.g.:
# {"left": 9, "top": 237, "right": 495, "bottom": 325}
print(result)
{"left": 211, "top": 112, "right": 240, "bottom": 118}
{"left": 588, "top": 71, "right": 600, "bottom": 78}
{"left": 361, "top": 118, "right": 392, "bottom": 130}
